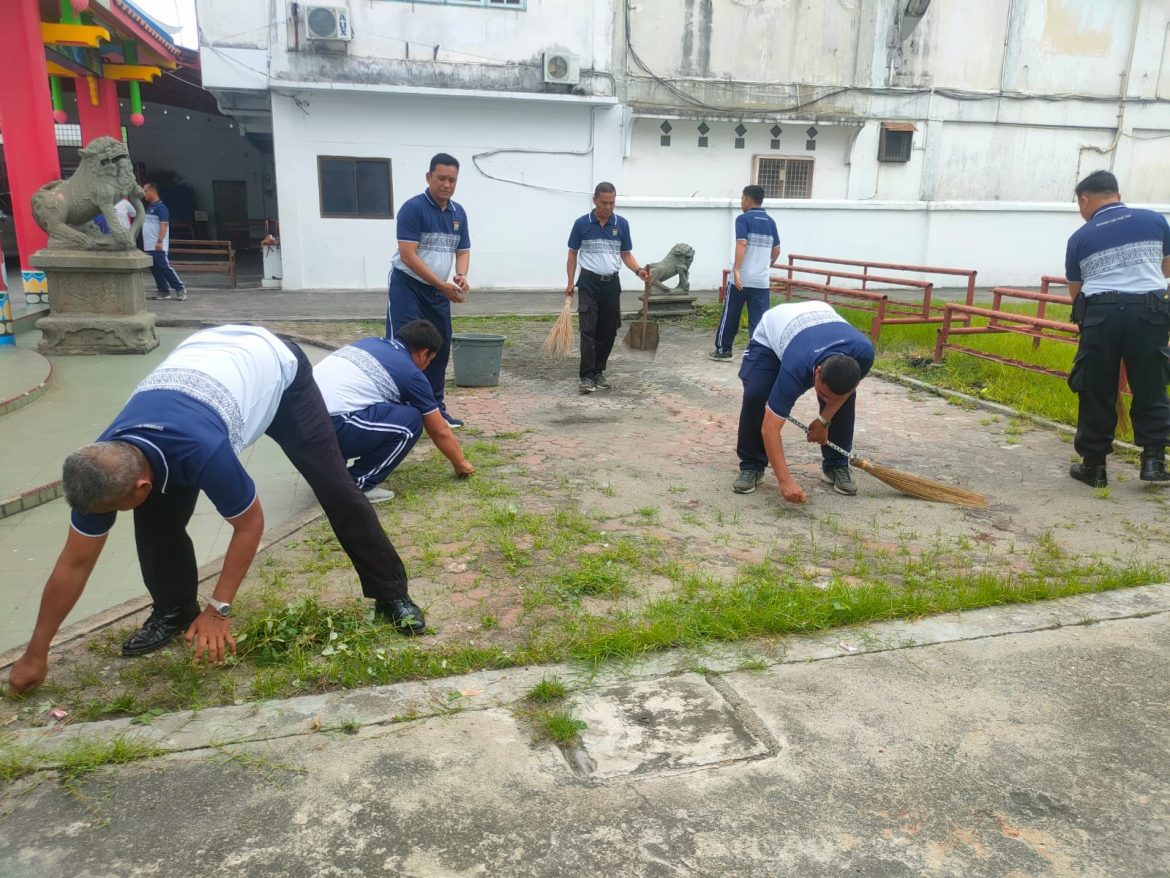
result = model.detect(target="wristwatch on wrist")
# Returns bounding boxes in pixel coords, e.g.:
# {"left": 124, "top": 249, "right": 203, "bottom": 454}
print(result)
{"left": 205, "top": 596, "right": 232, "bottom": 617}
{"left": 816, "top": 415, "right": 832, "bottom": 428}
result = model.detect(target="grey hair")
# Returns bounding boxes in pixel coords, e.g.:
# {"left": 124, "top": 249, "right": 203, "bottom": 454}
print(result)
{"left": 62, "top": 442, "right": 144, "bottom": 511}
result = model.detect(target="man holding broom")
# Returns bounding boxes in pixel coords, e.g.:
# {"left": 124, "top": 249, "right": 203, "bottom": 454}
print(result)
{"left": 565, "top": 182, "right": 651, "bottom": 394}
{"left": 732, "top": 300, "right": 874, "bottom": 502}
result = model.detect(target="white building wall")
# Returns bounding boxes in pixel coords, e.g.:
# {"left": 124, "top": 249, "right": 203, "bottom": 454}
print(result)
{"left": 271, "top": 89, "right": 623, "bottom": 290}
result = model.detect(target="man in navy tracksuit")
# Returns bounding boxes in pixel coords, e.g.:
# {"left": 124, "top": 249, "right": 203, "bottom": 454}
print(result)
{"left": 733, "top": 301, "right": 874, "bottom": 502}
{"left": 710, "top": 185, "right": 781, "bottom": 361}
{"left": 1065, "top": 170, "right": 1170, "bottom": 487}
{"left": 142, "top": 182, "right": 186, "bottom": 301}
{"left": 385, "top": 154, "right": 471, "bottom": 429}
{"left": 313, "top": 320, "right": 475, "bottom": 503}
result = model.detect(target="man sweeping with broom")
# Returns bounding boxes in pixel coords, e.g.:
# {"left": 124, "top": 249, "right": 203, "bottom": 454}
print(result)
{"left": 733, "top": 300, "right": 874, "bottom": 502}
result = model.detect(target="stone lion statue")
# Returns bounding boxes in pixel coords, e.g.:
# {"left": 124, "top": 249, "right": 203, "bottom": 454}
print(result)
{"left": 31, "top": 136, "right": 145, "bottom": 251}
{"left": 645, "top": 243, "right": 695, "bottom": 295}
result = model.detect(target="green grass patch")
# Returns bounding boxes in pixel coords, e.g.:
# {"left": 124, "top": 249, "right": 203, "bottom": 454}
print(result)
{"left": 527, "top": 676, "right": 568, "bottom": 703}
{"left": 532, "top": 708, "right": 587, "bottom": 745}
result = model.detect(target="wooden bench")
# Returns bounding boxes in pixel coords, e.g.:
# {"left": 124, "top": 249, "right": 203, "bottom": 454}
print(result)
{"left": 168, "top": 240, "right": 237, "bottom": 288}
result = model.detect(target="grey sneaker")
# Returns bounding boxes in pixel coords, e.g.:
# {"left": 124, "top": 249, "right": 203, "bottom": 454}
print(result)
{"left": 149, "top": 294, "right": 171, "bottom": 300}
{"left": 709, "top": 350, "right": 733, "bottom": 362}
{"left": 821, "top": 467, "right": 858, "bottom": 496}
{"left": 175, "top": 289, "right": 188, "bottom": 301}
{"left": 579, "top": 378, "right": 597, "bottom": 394}
{"left": 594, "top": 371, "right": 611, "bottom": 389}
{"left": 362, "top": 486, "right": 395, "bottom": 503}
{"left": 732, "top": 469, "right": 765, "bottom": 494}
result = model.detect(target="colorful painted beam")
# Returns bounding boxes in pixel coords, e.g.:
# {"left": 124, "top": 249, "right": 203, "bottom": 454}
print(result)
{"left": 101, "top": 63, "right": 161, "bottom": 82}
{"left": 40, "top": 22, "right": 110, "bottom": 47}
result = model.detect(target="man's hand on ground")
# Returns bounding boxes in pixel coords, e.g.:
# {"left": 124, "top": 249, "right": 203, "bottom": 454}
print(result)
{"left": 778, "top": 477, "right": 807, "bottom": 504}
{"left": 8, "top": 651, "right": 48, "bottom": 694}
{"left": 185, "top": 609, "right": 237, "bottom": 666}
{"left": 455, "top": 461, "right": 475, "bottom": 477}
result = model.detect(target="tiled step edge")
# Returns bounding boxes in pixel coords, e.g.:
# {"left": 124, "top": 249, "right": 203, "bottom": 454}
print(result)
{"left": 0, "top": 480, "right": 64, "bottom": 520}
{"left": 0, "top": 358, "right": 53, "bottom": 418}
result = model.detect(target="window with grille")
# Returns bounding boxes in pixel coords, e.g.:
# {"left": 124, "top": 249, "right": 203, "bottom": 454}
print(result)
{"left": 318, "top": 156, "right": 394, "bottom": 219}
{"left": 753, "top": 157, "right": 814, "bottom": 199}
{"left": 878, "top": 128, "right": 913, "bottom": 162}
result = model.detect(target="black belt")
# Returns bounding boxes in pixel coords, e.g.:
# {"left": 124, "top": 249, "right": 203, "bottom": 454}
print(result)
{"left": 580, "top": 269, "right": 618, "bottom": 283}
{"left": 1083, "top": 292, "right": 1156, "bottom": 306}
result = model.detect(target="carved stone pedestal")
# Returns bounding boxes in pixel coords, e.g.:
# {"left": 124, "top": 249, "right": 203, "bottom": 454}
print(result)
{"left": 31, "top": 249, "right": 159, "bottom": 355}
{"left": 625, "top": 293, "right": 698, "bottom": 320}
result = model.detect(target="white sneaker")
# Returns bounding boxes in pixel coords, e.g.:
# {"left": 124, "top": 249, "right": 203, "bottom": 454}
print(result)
{"left": 362, "top": 487, "right": 395, "bottom": 503}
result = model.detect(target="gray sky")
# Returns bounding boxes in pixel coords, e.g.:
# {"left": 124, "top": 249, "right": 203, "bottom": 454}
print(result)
{"left": 132, "top": 0, "right": 199, "bottom": 49}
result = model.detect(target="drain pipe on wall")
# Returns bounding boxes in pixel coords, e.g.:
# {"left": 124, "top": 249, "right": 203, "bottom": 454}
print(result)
{"left": 1079, "top": 0, "right": 1143, "bottom": 175}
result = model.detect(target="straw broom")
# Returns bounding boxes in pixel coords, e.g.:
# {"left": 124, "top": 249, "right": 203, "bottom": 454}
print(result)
{"left": 785, "top": 415, "right": 989, "bottom": 508}
{"left": 543, "top": 296, "right": 575, "bottom": 358}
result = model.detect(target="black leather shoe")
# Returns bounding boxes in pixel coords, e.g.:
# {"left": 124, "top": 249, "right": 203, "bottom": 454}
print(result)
{"left": 122, "top": 603, "right": 200, "bottom": 657}
{"left": 374, "top": 597, "right": 427, "bottom": 635}
{"left": 1069, "top": 461, "right": 1107, "bottom": 488}
{"left": 1140, "top": 457, "right": 1170, "bottom": 482}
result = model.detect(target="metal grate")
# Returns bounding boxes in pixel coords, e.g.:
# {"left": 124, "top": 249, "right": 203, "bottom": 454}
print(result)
{"left": 878, "top": 129, "right": 913, "bottom": 162}
{"left": 755, "top": 157, "right": 813, "bottom": 198}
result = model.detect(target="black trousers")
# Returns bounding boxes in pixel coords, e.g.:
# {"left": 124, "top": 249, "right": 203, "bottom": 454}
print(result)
{"left": 577, "top": 273, "right": 622, "bottom": 379}
{"left": 133, "top": 341, "right": 410, "bottom": 613}
{"left": 1069, "top": 299, "right": 1170, "bottom": 458}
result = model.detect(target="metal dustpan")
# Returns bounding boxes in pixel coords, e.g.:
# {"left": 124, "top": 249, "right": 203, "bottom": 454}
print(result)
{"left": 622, "top": 280, "right": 659, "bottom": 357}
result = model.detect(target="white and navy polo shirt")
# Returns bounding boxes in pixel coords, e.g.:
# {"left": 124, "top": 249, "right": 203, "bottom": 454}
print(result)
{"left": 142, "top": 199, "right": 170, "bottom": 251}
{"left": 568, "top": 210, "right": 632, "bottom": 277}
{"left": 748, "top": 301, "right": 874, "bottom": 420}
{"left": 313, "top": 337, "right": 440, "bottom": 418}
{"left": 735, "top": 207, "right": 781, "bottom": 289}
{"left": 71, "top": 325, "right": 299, "bottom": 538}
{"left": 391, "top": 190, "right": 470, "bottom": 287}
{"left": 1065, "top": 202, "right": 1170, "bottom": 297}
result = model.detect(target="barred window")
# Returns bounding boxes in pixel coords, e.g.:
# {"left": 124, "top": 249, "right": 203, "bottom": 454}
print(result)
{"left": 318, "top": 156, "right": 393, "bottom": 219}
{"left": 753, "top": 157, "right": 814, "bottom": 199}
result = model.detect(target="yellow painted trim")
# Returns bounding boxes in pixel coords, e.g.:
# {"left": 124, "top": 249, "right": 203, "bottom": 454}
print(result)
{"left": 41, "top": 23, "right": 111, "bottom": 48}
{"left": 101, "top": 64, "right": 163, "bottom": 83}
{"left": 45, "top": 62, "right": 77, "bottom": 78}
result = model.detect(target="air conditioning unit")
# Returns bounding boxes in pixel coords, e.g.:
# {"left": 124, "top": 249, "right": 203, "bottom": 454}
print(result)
{"left": 542, "top": 52, "right": 580, "bottom": 86}
{"left": 304, "top": 5, "right": 352, "bottom": 41}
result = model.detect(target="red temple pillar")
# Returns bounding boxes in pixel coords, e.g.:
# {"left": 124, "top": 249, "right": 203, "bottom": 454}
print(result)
{"left": 0, "top": 0, "right": 62, "bottom": 305}
{"left": 77, "top": 77, "right": 123, "bottom": 144}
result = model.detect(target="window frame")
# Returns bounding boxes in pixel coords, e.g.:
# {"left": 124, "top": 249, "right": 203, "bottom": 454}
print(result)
{"left": 751, "top": 155, "right": 815, "bottom": 199}
{"left": 317, "top": 155, "right": 395, "bottom": 220}
{"left": 878, "top": 128, "right": 914, "bottom": 163}
{"left": 385, "top": 0, "right": 526, "bottom": 7}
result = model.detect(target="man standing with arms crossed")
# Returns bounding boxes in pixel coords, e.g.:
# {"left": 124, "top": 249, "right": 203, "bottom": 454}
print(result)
{"left": 1065, "top": 170, "right": 1170, "bottom": 487}
{"left": 386, "top": 154, "right": 470, "bottom": 429}
{"left": 142, "top": 182, "right": 186, "bottom": 302}
{"left": 565, "top": 182, "right": 650, "bottom": 394}
{"left": 710, "top": 185, "right": 781, "bottom": 361}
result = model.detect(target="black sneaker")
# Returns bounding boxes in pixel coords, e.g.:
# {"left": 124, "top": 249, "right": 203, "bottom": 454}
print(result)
{"left": 594, "top": 371, "right": 611, "bottom": 389}
{"left": 709, "top": 350, "right": 733, "bottom": 362}
{"left": 374, "top": 597, "right": 427, "bottom": 635}
{"left": 821, "top": 467, "right": 858, "bottom": 496}
{"left": 579, "top": 378, "right": 597, "bottom": 394}
{"left": 441, "top": 411, "right": 464, "bottom": 430}
{"left": 732, "top": 469, "right": 765, "bottom": 494}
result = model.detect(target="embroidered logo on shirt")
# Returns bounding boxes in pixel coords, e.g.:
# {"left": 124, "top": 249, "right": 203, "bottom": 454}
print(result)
{"left": 453, "top": 221, "right": 461, "bottom": 232}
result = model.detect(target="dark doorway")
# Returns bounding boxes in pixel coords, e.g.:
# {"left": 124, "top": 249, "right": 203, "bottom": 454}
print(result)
{"left": 213, "top": 179, "right": 249, "bottom": 249}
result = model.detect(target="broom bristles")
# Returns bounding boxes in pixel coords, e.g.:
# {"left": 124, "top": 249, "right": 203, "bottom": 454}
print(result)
{"left": 853, "top": 458, "right": 988, "bottom": 508}
{"left": 543, "top": 298, "right": 575, "bottom": 358}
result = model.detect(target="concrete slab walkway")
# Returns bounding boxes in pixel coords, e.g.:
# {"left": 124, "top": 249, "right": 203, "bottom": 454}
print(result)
{"left": 3, "top": 585, "right": 1167, "bottom": 877}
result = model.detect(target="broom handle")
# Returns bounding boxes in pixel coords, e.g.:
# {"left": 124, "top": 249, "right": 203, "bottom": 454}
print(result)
{"left": 783, "top": 414, "right": 856, "bottom": 462}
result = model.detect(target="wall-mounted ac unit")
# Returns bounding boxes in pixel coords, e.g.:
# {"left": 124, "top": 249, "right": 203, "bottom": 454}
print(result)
{"left": 543, "top": 52, "right": 580, "bottom": 86}
{"left": 305, "top": 5, "right": 352, "bottom": 41}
